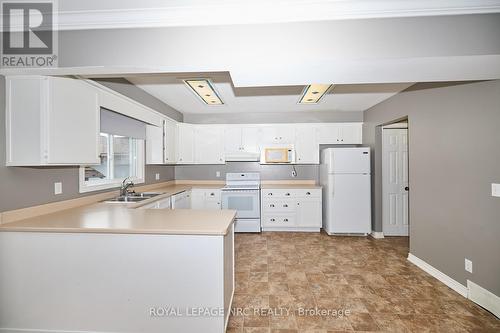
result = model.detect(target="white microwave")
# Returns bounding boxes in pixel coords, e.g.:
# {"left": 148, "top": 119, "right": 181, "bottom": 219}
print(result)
{"left": 261, "top": 147, "right": 295, "bottom": 164}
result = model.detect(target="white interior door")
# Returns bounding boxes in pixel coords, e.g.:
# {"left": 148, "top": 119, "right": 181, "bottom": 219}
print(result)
{"left": 382, "top": 128, "right": 409, "bottom": 236}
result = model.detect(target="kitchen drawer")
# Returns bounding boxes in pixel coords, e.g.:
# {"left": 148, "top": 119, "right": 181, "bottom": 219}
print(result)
{"left": 262, "top": 189, "right": 295, "bottom": 198}
{"left": 291, "top": 189, "right": 321, "bottom": 198}
{"left": 262, "top": 214, "right": 295, "bottom": 227}
{"left": 262, "top": 188, "right": 321, "bottom": 198}
{"left": 262, "top": 200, "right": 295, "bottom": 213}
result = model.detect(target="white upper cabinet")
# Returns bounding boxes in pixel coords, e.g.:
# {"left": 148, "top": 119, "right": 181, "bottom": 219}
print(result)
{"left": 316, "top": 123, "right": 362, "bottom": 144}
{"left": 194, "top": 125, "right": 225, "bottom": 164}
{"left": 176, "top": 123, "right": 195, "bottom": 164}
{"left": 6, "top": 76, "right": 100, "bottom": 166}
{"left": 260, "top": 125, "right": 295, "bottom": 144}
{"left": 224, "top": 127, "right": 243, "bottom": 156}
{"left": 146, "top": 122, "right": 164, "bottom": 165}
{"left": 295, "top": 125, "right": 319, "bottom": 164}
{"left": 146, "top": 118, "right": 177, "bottom": 165}
{"left": 224, "top": 126, "right": 261, "bottom": 161}
{"left": 241, "top": 126, "right": 262, "bottom": 153}
{"left": 164, "top": 118, "right": 177, "bottom": 164}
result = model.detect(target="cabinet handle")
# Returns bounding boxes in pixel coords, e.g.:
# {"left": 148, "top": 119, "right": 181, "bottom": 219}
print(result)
{"left": 210, "top": 193, "right": 215, "bottom": 196}
{"left": 270, "top": 218, "right": 276, "bottom": 222}
{"left": 270, "top": 204, "right": 275, "bottom": 207}
{"left": 283, "top": 218, "right": 288, "bottom": 222}
{"left": 283, "top": 204, "right": 288, "bottom": 208}
{"left": 285, "top": 193, "right": 290, "bottom": 196}
{"left": 306, "top": 192, "right": 311, "bottom": 195}
{"left": 268, "top": 193, "right": 273, "bottom": 196}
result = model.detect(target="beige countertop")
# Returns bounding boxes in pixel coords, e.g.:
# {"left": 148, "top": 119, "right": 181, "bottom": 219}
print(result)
{"left": 0, "top": 184, "right": 233, "bottom": 236}
{"left": 260, "top": 184, "right": 322, "bottom": 189}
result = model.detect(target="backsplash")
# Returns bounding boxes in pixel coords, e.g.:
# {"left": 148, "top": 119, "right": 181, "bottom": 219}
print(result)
{"left": 174, "top": 162, "right": 319, "bottom": 181}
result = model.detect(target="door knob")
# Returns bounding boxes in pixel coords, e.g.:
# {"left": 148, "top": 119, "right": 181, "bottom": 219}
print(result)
{"left": 405, "top": 187, "right": 409, "bottom": 191}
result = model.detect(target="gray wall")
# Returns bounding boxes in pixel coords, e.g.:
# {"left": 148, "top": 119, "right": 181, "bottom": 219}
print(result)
{"left": 184, "top": 111, "right": 362, "bottom": 124}
{"left": 363, "top": 80, "right": 500, "bottom": 295}
{"left": 93, "top": 78, "right": 183, "bottom": 122}
{"left": 175, "top": 162, "right": 318, "bottom": 182}
{"left": 0, "top": 76, "right": 175, "bottom": 212}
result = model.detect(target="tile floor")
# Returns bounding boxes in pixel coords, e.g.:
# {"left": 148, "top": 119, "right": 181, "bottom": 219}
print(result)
{"left": 228, "top": 232, "right": 499, "bottom": 333}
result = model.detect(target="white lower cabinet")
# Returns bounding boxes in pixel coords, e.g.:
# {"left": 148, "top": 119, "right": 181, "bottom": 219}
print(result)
{"left": 171, "top": 191, "right": 191, "bottom": 209}
{"left": 261, "top": 188, "right": 322, "bottom": 232}
{"left": 191, "top": 189, "right": 221, "bottom": 210}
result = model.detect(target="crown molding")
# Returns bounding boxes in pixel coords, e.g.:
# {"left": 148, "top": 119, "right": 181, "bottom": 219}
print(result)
{"left": 2, "top": 0, "right": 500, "bottom": 31}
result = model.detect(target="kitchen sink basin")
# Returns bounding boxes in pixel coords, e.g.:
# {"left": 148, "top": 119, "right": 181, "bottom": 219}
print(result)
{"left": 103, "top": 192, "right": 162, "bottom": 203}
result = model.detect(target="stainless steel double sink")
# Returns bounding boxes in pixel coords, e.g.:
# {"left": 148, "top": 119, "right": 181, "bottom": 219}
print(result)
{"left": 104, "top": 192, "right": 162, "bottom": 203}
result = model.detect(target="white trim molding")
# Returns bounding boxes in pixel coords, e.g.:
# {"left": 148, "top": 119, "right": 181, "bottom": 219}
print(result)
{"left": 370, "top": 231, "right": 385, "bottom": 239}
{"left": 467, "top": 280, "right": 500, "bottom": 318}
{"left": 407, "top": 253, "right": 468, "bottom": 297}
{"left": 2, "top": 0, "right": 500, "bottom": 31}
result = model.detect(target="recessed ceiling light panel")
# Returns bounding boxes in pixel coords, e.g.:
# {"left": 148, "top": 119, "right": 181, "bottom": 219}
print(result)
{"left": 183, "top": 79, "right": 224, "bottom": 105}
{"left": 298, "top": 84, "right": 333, "bottom": 104}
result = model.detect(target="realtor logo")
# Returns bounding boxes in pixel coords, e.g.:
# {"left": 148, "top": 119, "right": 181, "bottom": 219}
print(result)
{"left": 1, "top": 1, "right": 58, "bottom": 67}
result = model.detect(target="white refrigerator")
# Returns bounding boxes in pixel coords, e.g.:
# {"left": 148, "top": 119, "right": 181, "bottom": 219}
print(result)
{"left": 320, "top": 148, "right": 371, "bottom": 235}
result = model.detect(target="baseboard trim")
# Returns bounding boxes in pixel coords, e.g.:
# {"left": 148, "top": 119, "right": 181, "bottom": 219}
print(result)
{"left": 467, "top": 280, "right": 500, "bottom": 318}
{"left": 370, "top": 231, "right": 385, "bottom": 239}
{"left": 407, "top": 253, "right": 468, "bottom": 297}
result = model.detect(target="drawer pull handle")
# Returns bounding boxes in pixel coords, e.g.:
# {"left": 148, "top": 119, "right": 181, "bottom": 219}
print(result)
{"left": 270, "top": 218, "right": 275, "bottom": 222}
{"left": 283, "top": 204, "right": 288, "bottom": 207}
{"left": 210, "top": 193, "right": 215, "bottom": 196}
{"left": 270, "top": 204, "right": 275, "bottom": 207}
{"left": 283, "top": 219, "right": 288, "bottom": 222}
{"left": 268, "top": 193, "right": 273, "bottom": 196}
{"left": 306, "top": 192, "right": 311, "bottom": 195}
{"left": 285, "top": 193, "right": 290, "bottom": 196}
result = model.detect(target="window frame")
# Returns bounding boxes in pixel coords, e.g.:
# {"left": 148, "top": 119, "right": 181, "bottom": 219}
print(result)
{"left": 79, "top": 133, "right": 145, "bottom": 193}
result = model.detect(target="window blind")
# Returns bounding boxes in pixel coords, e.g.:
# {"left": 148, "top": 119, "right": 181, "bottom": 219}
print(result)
{"left": 100, "top": 108, "right": 147, "bottom": 139}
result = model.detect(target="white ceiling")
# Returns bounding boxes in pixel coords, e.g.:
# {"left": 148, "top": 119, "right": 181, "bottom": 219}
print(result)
{"left": 127, "top": 73, "right": 413, "bottom": 114}
{"left": 45, "top": 0, "right": 500, "bottom": 31}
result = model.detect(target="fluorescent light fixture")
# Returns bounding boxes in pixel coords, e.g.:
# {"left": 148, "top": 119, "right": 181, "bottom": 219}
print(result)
{"left": 183, "top": 79, "right": 224, "bottom": 105}
{"left": 298, "top": 84, "right": 333, "bottom": 104}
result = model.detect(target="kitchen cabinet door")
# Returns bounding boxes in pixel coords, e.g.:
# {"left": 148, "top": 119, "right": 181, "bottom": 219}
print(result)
{"left": 146, "top": 123, "right": 164, "bottom": 164}
{"left": 164, "top": 119, "right": 177, "bottom": 164}
{"left": 190, "top": 189, "right": 206, "bottom": 209}
{"left": 261, "top": 126, "right": 294, "bottom": 144}
{"left": 195, "top": 126, "right": 225, "bottom": 164}
{"left": 295, "top": 126, "right": 319, "bottom": 164}
{"left": 224, "top": 127, "right": 243, "bottom": 154}
{"left": 316, "top": 124, "right": 341, "bottom": 144}
{"left": 6, "top": 76, "right": 100, "bottom": 166}
{"left": 176, "top": 123, "right": 195, "bottom": 164}
{"left": 172, "top": 191, "right": 191, "bottom": 209}
{"left": 47, "top": 77, "right": 100, "bottom": 165}
{"left": 296, "top": 199, "right": 322, "bottom": 228}
{"left": 339, "top": 124, "right": 363, "bottom": 144}
{"left": 241, "top": 126, "right": 261, "bottom": 153}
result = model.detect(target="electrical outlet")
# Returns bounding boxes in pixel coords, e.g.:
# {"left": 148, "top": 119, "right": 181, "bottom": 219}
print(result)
{"left": 155, "top": 173, "right": 160, "bottom": 181}
{"left": 465, "top": 258, "right": 473, "bottom": 273}
{"left": 216, "top": 171, "right": 221, "bottom": 178}
{"left": 492, "top": 183, "right": 500, "bottom": 197}
{"left": 54, "top": 182, "right": 62, "bottom": 195}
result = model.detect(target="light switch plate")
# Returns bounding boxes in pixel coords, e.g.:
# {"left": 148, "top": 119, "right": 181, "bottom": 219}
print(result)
{"left": 54, "top": 182, "right": 62, "bottom": 195}
{"left": 155, "top": 173, "right": 160, "bottom": 180}
{"left": 492, "top": 183, "right": 500, "bottom": 197}
{"left": 465, "top": 258, "right": 473, "bottom": 273}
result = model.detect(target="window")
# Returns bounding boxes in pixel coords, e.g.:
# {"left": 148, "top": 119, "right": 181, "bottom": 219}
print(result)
{"left": 79, "top": 132, "right": 144, "bottom": 193}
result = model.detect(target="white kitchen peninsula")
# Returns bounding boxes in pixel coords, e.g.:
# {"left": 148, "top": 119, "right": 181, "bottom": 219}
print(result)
{"left": 0, "top": 207, "right": 235, "bottom": 333}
